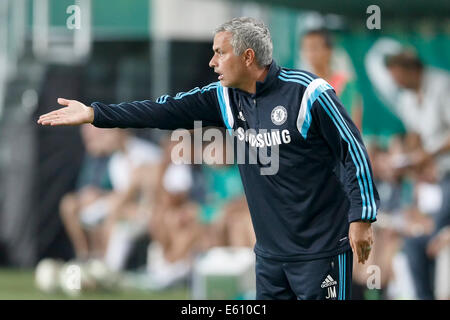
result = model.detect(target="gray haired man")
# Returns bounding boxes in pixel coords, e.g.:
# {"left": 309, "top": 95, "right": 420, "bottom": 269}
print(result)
{"left": 38, "top": 17, "right": 378, "bottom": 300}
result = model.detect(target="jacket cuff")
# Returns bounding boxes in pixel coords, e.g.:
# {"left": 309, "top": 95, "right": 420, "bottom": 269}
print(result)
{"left": 348, "top": 206, "right": 377, "bottom": 224}
{"left": 89, "top": 103, "right": 101, "bottom": 127}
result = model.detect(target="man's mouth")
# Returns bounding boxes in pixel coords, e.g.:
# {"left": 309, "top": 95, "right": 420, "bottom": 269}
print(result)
{"left": 215, "top": 70, "right": 224, "bottom": 81}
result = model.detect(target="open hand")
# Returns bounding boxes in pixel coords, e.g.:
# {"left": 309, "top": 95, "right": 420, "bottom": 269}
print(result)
{"left": 37, "top": 98, "right": 94, "bottom": 126}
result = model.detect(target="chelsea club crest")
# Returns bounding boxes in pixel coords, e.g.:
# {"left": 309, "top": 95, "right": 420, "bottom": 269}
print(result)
{"left": 271, "top": 105, "right": 287, "bottom": 125}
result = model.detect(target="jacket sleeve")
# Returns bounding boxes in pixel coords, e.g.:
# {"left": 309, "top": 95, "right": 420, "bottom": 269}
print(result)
{"left": 311, "top": 87, "right": 380, "bottom": 223}
{"left": 90, "top": 82, "right": 224, "bottom": 130}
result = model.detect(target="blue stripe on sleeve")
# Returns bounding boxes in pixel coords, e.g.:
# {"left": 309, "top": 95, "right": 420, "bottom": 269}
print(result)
{"left": 155, "top": 83, "right": 219, "bottom": 104}
{"left": 318, "top": 95, "right": 369, "bottom": 220}
{"left": 318, "top": 97, "right": 367, "bottom": 217}
{"left": 322, "top": 92, "right": 377, "bottom": 220}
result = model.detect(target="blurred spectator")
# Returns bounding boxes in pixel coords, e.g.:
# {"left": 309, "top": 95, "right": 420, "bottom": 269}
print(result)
{"left": 215, "top": 196, "right": 255, "bottom": 248}
{"left": 357, "top": 135, "right": 449, "bottom": 299}
{"left": 102, "top": 162, "right": 160, "bottom": 272}
{"left": 366, "top": 39, "right": 450, "bottom": 179}
{"left": 196, "top": 134, "right": 253, "bottom": 251}
{"left": 351, "top": 140, "right": 406, "bottom": 299}
{"left": 96, "top": 129, "right": 161, "bottom": 270}
{"left": 300, "top": 28, "right": 363, "bottom": 130}
{"left": 400, "top": 151, "right": 442, "bottom": 299}
{"left": 143, "top": 133, "right": 255, "bottom": 290}
{"left": 59, "top": 124, "right": 114, "bottom": 260}
{"left": 196, "top": 163, "right": 248, "bottom": 251}
{"left": 146, "top": 137, "right": 199, "bottom": 289}
{"left": 366, "top": 39, "right": 450, "bottom": 299}
{"left": 60, "top": 127, "right": 161, "bottom": 267}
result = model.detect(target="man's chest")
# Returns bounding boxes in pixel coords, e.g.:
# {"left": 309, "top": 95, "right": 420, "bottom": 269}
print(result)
{"left": 400, "top": 94, "right": 443, "bottom": 135}
{"left": 229, "top": 91, "right": 299, "bottom": 135}
{"left": 222, "top": 89, "right": 332, "bottom": 171}
{"left": 217, "top": 87, "right": 333, "bottom": 173}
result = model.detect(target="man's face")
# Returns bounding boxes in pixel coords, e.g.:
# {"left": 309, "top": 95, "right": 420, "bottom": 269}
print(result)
{"left": 209, "top": 31, "right": 247, "bottom": 88}
{"left": 388, "top": 65, "right": 415, "bottom": 89}
{"left": 301, "top": 34, "right": 331, "bottom": 70}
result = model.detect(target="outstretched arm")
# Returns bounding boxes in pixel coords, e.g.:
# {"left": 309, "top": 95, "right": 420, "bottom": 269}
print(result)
{"left": 38, "top": 82, "right": 224, "bottom": 130}
{"left": 364, "top": 38, "right": 403, "bottom": 109}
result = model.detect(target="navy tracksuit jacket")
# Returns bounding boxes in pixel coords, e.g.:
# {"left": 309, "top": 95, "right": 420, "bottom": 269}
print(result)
{"left": 90, "top": 61, "right": 379, "bottom": 262}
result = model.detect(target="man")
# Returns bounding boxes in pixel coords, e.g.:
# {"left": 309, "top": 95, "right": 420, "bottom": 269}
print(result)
{"left": 301, "top": 28, "right": 363, "bottom": 130}
{"left": 367, "top": 39, "right": 450, "bottom": 299}
{"left": 366, "top": 40, "right": 450, "bottom": 177}
{"left": 59, "top": 124, "right": 114, "bottom": 261}
{"left": 38, "top": 17, "right": 379, "bottom": 300}
{"left": 384, "top": 52, "right": 450, "bottom": 173}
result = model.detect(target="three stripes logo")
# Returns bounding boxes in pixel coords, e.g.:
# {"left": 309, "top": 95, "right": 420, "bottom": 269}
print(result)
{"left": 321, "top": 275, "right": 337, "bottom": 288}
{"left": 238, "top": 111, "right": 246, "bottom": 122}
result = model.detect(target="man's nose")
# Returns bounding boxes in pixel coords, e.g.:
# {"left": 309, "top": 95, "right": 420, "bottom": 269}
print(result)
{"left": 209, "top": 56, "right": 216, "bottom": 68}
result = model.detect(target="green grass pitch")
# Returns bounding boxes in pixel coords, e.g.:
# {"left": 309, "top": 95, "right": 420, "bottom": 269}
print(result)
{"left": 0, "top": 269, "right": 190, "bottom": 300}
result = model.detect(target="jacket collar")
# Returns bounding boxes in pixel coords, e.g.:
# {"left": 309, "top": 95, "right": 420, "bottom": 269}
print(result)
{"left": 254, "top": 60, "right": 280, "bottom": 96}
{"left": 234, "top": 60, "right": 280, "bottom": 98}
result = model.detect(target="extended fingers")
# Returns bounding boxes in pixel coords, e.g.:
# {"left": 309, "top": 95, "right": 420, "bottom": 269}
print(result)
{"left": 350, "top": 238, "right": 363, "bottom": 263}
{"left": 37, "top": 98, "right": 70, "bottom": 124}
{"left": 357, "top": 243, "right": 364, "bottom": 263}
{"left": 45, "top": 118, "right": 70, "bottom": 126}
{"left": 350, "top": 237, "right": 363, "bottom": 263}
{"left": 38, "top": 116, "right": 60, "bottom": 125}
{"left": 358, "top": 241, "right": 372, "bottom": 264}
{"left": 38, "top": 107, "right": 70, "bottom": 124}
{"left": 38, "top": 114, "right": 59, "bottom": 124}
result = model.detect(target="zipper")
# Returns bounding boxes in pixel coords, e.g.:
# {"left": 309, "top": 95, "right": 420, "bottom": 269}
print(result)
{"left": 254, "top": 98, "right": 260, "bottom": 129}
{"left": 237, "top": 96, "right": 249, "bottom": 130}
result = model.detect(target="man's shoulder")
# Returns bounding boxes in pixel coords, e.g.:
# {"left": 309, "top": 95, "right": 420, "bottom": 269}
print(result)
{"left": 278, "top": 67, "right": 321, "bottom": 88}
{"left": 199, "top": 82, "right": 221, "bottom": 93}
{"left": 280, "top": 67, "right": 318, "bottom": 78}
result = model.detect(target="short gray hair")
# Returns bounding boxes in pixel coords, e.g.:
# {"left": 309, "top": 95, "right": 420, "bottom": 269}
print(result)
{"left": 215, "top": 17, "right": 273, "bottom": 67}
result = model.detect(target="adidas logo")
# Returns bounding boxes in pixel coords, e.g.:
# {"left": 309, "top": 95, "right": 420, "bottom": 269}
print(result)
{"left": 321, "top": 275, "right": 337, "bottom": 288}
{"left": 238, "top": 111, "right": 246, "bottom": 121}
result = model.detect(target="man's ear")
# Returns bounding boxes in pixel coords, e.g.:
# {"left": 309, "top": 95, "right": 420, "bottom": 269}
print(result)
{"left": 243, "top": 48, "right": 256, "bottom": 67}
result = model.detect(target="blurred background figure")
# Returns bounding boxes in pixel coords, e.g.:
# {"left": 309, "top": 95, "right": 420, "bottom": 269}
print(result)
{"left": 366, "top": 40, "right": 450, "bottom": 180}
{"left": 366, "top": 40, "right": 450, "bottom": 299}
{"left": 60, "top": 127, "right": 161, "bottom": 269}
{"left": 59, "top": 124, "right": 114, "bottom": 261}
{"left": 140, "top": 133, "right": 255, "bottom": 291}
{"left": 300, "top": 28, "right": 363, "bottom": 130}
{"left": 196, "top": 135, "right": 253, "bottom": 252}
{"left": 90, "top": 129, "right": 161, "bottom": 270}
{"left": 144, "top": 136, "right": 199, "bottom": 290}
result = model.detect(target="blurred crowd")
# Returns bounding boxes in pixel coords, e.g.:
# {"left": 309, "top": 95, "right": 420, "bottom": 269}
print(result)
{"left": 58, "top": 124, "right": 255, "bottom": 291}
{"left": 51, "top": 28, "right": 449, "bottom": 300}
{"left": 299, "top": 29, "right": 450, "bottom": 300}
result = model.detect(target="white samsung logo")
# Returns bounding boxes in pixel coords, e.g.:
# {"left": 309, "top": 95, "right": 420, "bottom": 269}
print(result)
{"left": 235, "top": 127, "right": 291, "bottom": 148}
